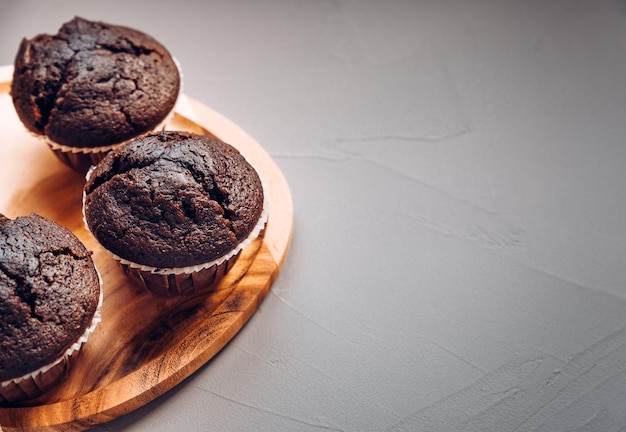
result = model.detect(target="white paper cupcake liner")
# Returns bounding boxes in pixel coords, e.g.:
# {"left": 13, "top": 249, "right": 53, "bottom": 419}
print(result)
{"left": 0, "top": 272, "right": 103, "bottom": 404}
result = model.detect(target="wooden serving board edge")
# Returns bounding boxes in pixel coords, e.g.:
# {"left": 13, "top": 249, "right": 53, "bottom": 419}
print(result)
{"left": 0, "top": 64, "right": 294, "bottom": 431}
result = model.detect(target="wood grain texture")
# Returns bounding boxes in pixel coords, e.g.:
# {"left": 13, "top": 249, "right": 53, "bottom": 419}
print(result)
{"left": 0, "top": 65, "right": 293, "bottom": 431}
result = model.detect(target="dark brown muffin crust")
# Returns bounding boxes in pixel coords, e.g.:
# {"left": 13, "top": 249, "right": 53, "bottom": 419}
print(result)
{"left": 0, "top": 213, "right": 100, "bottom": 382}
{"left": 11, "top": 16, "right": 180, "bottom": 148}
{"left": 84, "top": 131, "right": 264, "bottom": 269}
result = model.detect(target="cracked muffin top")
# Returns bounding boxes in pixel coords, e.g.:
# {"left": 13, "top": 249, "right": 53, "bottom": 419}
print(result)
{"left": 0, "top": 213, "right": 100, "bottom": 382}
{"left": 83, "top": 131, "right": 265, "bottom": 269}
{"left": 11, "top": 16, "right": 180, "bottom": 148}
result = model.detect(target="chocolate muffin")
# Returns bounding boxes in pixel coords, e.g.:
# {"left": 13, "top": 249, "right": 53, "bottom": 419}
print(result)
{"left": 83, "top": 131, "right": 267, "bottom": 296}
{"left": 0, "top": 213, "right": 101, "bottom": 404}
{"left": 11, "top": 16, "right": 181, "bottom": 172}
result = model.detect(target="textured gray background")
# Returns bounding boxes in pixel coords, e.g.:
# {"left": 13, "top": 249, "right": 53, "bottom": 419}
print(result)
{"left": 2, "top": 1, "right": 626, "bottom": 431}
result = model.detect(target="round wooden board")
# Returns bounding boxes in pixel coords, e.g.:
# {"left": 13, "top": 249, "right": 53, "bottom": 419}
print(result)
{"left": 0, "top": 65, "right": 293, "bottom": 432}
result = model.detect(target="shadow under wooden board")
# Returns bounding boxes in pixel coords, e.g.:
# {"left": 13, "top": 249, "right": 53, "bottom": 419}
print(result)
{"left": 0, "top": 65, "right": 293, "bottom": 432}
